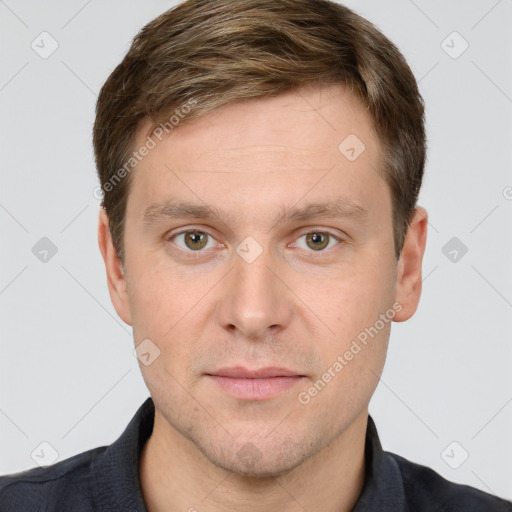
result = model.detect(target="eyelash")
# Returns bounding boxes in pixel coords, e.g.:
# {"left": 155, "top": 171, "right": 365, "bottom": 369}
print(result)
{"left": 167, "top": 229, "right": 343, "bottom": 257}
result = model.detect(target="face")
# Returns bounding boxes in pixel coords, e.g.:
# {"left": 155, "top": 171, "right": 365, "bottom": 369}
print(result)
{"left": 99, "top": 83, "right": 426, "bottom": 477}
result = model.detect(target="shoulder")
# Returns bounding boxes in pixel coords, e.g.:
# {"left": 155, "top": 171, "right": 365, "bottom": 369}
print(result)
{"left": 387, "top": 451, "right": 512, "bottom": 511}
{"left": 0, "top": 446, "right": 106, "bottom": 512}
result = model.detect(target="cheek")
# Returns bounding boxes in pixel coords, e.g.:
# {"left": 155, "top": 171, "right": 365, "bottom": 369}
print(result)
{"left": 299, "top": 253, "right": 395, "bottom": 403}
{"left": 301, "top": 257, "right": 394, "bottom": 341}
{"left": 126, "top": 266, "right": 168, "bottom": 336}
{"left": 126, "top": 264, "right": 207, "bottom": 390}
{"left": 125, "top": 242, "right": 209, "bottom": 335}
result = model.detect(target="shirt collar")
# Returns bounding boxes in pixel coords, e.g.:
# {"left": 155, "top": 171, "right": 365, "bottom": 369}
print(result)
{"left": 352, "top": 415, "right": 408, "bottom": 511}
{"left": 89, "top": 397, "right": 154, "bottom": 511}
{"left": 89, "top": 397, "right": 407, "bottom": 511}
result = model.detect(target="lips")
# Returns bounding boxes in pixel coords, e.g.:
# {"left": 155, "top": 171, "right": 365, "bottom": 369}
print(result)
{"left": 205, "top": 366, "right": 306, "bottom": 400}
{"left": 207, "top": 366, "right": 304, "bottom": 379}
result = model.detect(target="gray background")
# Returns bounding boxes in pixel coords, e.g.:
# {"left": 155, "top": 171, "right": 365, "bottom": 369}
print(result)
{"left": 1, "top": 0, "right": 511, "bottom": 501}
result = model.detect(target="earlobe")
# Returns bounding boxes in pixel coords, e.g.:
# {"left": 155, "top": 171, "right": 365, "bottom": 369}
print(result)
{"left": 97, "top": 208, "right": 133, "bottom": 326}
{"left": 393, "top": 206, "right": 428, "bottom": 322}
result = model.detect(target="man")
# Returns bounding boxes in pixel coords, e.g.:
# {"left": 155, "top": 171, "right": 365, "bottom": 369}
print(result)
{"left": 1, "top": 0, "right": 510, "bottom": 510}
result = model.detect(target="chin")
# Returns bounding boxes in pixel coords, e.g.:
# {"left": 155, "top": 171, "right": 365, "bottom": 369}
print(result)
{"left": 197, "top": 434, "right": 315, "bottom": 478}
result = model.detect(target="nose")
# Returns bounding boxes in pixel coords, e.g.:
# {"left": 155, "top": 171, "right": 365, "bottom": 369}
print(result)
{"left": 215, "top": 246, "right": 293, "bottom": 340}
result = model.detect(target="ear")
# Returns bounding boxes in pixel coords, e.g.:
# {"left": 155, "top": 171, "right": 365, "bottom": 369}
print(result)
{"left": 97, "top": 207, "right": 133, "bottom": 326}
{"left": 393, "top": 206, "right": 428, "bottom": 322}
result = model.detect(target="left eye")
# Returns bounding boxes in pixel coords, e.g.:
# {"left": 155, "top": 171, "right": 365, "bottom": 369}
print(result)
{"left": 172, "top": 231, "right": 218, "bottom": 251}
{"left": 293, "top": 232, "right": 340, "bottom": 251}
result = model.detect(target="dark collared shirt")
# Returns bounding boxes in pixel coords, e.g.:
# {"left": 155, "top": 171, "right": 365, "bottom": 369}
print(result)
{"left": 1, "top": 397, "right": 510, "bottom": 511}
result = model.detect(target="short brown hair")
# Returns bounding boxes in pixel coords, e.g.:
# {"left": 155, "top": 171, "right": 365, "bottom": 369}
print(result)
{"left": 93, "top": 0, "right": 426, "bottom": 265}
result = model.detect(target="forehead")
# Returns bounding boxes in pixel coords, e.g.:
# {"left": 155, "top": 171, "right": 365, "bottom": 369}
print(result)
{"left": 126, "top": 83, "right": 388, "bottom": 225}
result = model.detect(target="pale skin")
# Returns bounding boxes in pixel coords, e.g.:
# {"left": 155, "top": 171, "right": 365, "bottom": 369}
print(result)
{"left": 98, "top": 83, "right": 427, "bottom": 512}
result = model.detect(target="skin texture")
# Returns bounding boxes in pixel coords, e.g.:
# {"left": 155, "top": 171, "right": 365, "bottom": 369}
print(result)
{"left": 98, "top": 83, "right": 428, "bottom": 512}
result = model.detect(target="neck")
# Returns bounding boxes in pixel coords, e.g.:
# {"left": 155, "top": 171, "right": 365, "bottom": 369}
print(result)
{"left": 139, "top": 410, "right": 368, "bottom": 512}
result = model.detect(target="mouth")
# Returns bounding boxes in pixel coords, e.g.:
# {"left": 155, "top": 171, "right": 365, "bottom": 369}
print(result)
{"left": 205, "top": 366, "right": 306, "bottom": 400}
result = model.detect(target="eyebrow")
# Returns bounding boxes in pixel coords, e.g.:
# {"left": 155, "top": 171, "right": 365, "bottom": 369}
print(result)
{"left": 142, "top": 198, "right": 370, "bottom": 227}
{"left": 273, "top": 199, "right": 370, "bottom": 226}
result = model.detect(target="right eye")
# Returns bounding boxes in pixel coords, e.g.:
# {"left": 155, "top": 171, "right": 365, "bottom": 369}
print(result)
{"left": 170, "top": 230, "right": 219, "bottom": 252}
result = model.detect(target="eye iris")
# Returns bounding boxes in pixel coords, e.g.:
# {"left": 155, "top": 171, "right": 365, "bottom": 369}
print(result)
{"left": 185, "top": 231, "right": 208, "bottom": 250}
{"left": 306, "top": 232, "right": 329, "bottom": 251}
